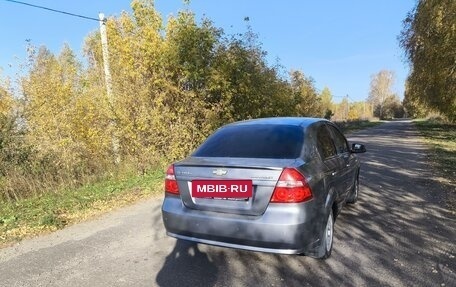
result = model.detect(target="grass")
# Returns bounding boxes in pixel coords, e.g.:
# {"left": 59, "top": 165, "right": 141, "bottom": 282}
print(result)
{"left": 0, "top": 169, "right": 164, "bottom": 247}
{"left": 414, "top": 119, "right": 456, "bottom": 211}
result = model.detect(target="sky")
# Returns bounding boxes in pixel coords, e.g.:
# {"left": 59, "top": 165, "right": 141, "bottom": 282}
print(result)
{"left": 0, "top": 0, "right": 416, "bottom": 103}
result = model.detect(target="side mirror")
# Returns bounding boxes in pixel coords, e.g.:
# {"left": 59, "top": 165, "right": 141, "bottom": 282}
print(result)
{"left": 351, "top": 143, "right": 366, "bottom": 153}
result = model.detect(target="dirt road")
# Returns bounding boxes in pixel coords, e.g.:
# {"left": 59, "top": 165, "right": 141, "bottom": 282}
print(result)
{"left": 0, "top": 120, "right": 454, "bottom": 287}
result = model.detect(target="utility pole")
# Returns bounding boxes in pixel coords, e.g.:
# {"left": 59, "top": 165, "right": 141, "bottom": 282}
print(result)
{"left": 99, "top": 13, "right": 120, "bottom": 164}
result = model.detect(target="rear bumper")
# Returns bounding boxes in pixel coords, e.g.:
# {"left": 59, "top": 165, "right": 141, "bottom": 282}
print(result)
{"left": 161, "top": 195, "right": 323, "bottom": 255}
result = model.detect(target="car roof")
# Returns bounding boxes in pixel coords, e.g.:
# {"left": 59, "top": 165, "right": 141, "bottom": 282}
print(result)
{"left": 226, "top": 117, "right": 328, "bottom": 128}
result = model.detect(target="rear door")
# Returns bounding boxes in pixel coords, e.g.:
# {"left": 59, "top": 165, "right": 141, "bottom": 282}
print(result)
{"left": 327, "top": 124, "right": 357, "bottom": 196}
{"left": 316, "top": 124, "right": 344, "bottom": 204}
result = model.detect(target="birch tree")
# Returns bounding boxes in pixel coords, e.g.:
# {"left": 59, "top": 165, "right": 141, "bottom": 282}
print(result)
{"left": 368, "top": 70, "right": 395, "bottom": 119}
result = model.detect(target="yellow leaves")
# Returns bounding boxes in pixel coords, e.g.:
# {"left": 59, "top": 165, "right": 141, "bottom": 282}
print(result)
{"left": 348, "top": 107, "right": 361, "bottom": 121}
{"left": 400, "top": 0, "right": 456, "bottom": 122}
{"left": 131, "top": 0, "right": 162, "bottom": 30}
{"left": 0, "top": 85, "right": 13, "bottom": 117}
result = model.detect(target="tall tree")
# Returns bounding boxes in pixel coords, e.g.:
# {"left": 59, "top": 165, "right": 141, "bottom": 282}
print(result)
{"left": 367, "top": 70, "right": 395, "bottom": 119}
{"left": 399, "top": 0, "right": 456, "bottom": 122}
{"left": 0, "top": 82, "right": 28, "bottom": 200}
{"left": 20, "top": 44, "right": 104, "bottom": 180}
{"left": 402, "top": 82, "right": 427, "bottom": 118}
{"left": 348, "top": 102, "right": 363, "bottom": 120}
{"left": 333, "top": 97, "right": 349, "bottom": 120}
{"left": 374, "top": 94, "right": 404, "bottom": 119}
{"left": 320, "top": 86, "right": 334, "bottom": 119}
{"left": 290, "top": 70, "right": 322, "bottom": 117}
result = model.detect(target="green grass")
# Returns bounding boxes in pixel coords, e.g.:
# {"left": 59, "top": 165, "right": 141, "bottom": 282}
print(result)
{"left": 0, "top": 169, "right": 164, "bottom": 247}
{"left": 414, "top": 119, "right": 456, "bottom": 211}
{"left": 414, "top": 119, "right": 456, "bottom": 177}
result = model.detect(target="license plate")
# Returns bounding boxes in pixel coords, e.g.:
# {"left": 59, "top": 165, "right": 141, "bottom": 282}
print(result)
{"left": 191, "top": 180, "right": 253, "bottom": 198}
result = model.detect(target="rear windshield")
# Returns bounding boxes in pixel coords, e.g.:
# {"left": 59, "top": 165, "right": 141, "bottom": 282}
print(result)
{"left": 193, "top": 124, "right": 304, "bottom": 159}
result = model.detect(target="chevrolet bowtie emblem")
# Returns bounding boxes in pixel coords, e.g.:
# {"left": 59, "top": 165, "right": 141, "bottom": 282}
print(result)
{"left": 212, "top": 169, "right": 228, "bottom": 176}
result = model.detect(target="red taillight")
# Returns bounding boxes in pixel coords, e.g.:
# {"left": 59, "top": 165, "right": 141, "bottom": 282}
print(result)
{"left": 165, "top": 165, "right": 179, "bottom": 195}
{"left": 271, "top": 168, "right": 312, "bottom": 203}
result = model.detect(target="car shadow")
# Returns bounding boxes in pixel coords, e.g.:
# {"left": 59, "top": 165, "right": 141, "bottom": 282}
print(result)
{"left": 155, "top": 239, "right": 219, "bottom": 287}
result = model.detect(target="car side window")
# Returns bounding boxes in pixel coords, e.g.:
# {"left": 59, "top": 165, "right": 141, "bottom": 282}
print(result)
{"left": 328, "top": 125, "right": 349, "bottom": 154}
{"left": 316, "top": 125, "right": 336, "bottom": 159}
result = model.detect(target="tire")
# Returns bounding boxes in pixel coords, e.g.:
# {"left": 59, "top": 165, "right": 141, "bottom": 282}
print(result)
{"left": 347, "top": 175, "right": 359, "bottom": 204}
{"left": 316, "top": 210, "right": 334, "bottom": 259}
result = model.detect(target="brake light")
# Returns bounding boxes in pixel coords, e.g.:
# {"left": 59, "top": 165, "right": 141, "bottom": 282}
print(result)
{"left": 271, "top": 168, "right": 312, "bottom": 203}
{"left": 165, "top": 165, "right": 179, "bottom": 195}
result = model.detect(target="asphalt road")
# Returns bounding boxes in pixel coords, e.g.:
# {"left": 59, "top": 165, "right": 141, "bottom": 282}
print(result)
{"left": 0, "top": 120, "right": 455, "bottom": 287}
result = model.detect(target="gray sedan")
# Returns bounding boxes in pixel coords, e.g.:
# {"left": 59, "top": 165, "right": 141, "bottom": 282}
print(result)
{"left": 161, "top": 117, "right": 366, "bottom": 259}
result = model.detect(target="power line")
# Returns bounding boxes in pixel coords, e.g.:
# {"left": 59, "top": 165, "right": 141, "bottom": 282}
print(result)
{"left": 2, "top": 0, "right": 101, "bottom": 22}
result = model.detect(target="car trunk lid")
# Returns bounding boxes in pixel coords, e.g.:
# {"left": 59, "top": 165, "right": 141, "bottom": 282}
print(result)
{"left": 174, "top": 157, "right": 300, "bottom": 216}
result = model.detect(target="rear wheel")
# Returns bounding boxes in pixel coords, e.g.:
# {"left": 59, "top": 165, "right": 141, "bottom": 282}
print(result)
{"left": 316, "top": 210, "right": 334, "bottom": 259}
{"left": 347, "top": 176, "right": 359, "bottom": 204}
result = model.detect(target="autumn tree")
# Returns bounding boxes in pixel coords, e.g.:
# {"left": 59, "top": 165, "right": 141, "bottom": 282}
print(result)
{"left": 347, "top": 102, "right": 362, "bottom": 120}
{"left": 373, "top": 95, "right": 404, "bottom": 119}
{"left": 290, "top": 70, "right": 322, "bottom": 117}
{"left": 368, "top": 70, "right": 397, "bottom": 119}
{"left": 22, "top": 45, "right": 76, "bottom": 156}
{"left": 0, "top": 81, "right": 16, "bottom": 178}
{"left": 0, "top": 82, "right": 12, "bottom": 116}
{"left": 333, "top": 97, "right": 349, "bottom": 120}
{"left": 399, "top": 0, "right": 456, "bottom": 122}
{"left": 151, "top": 11, "right": 224, "bottom": 159}
{"left": 320, "top": 86, "right": 334, "bottom": 119}
{"left": 101, "top": 2, "right": 170, "bottom": 160}
{"left": 402, "top": 83, "right": 427, "bottom": 118}
{"left": 20, "top": 42, "right": 112, "bottom": 188}
{"left": 1, "top": 74, "right": 37, "bottom": 200}
{"left": 0, "top": 82, "right": 21, "bottom": 199}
